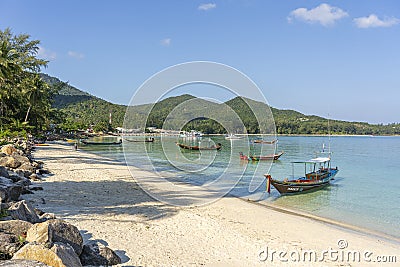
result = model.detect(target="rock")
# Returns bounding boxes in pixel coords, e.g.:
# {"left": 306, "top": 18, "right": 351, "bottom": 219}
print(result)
{"left": 0, "top": 231, "right": 21, "bottom": 258}
{"left": 15, "top": 169, "right": 33, "bottom": 178}
{"left": 34, "top": 208, "right": 45, "bottom": 216}
{"left": 7, "top": 200, "right": 41, "bottom": 223}
{"left": 11, "top": 153, "right": 30, "bottom": 164}
{"left": 0, "top": 184, "right": 23, "bottom": 202}
{"left": 37, "top": 169, "right": 50, "bottom": 175}
{"left": 8, "top": 172, "right": 23, "bottom": 182}
{"left": 1, "top": 144, "right": 17, "bottom": 155}
{"left": 0, "top": 259, "right": 50, "bottom": 266}
{"left": 12, "top": 242, "right": 82, "bottom": 267}
{"left": 0, "top": 220, "right": 32, "bottom": 237}
{"left": 26, "top": 219, "right": 83, "bottom": 256}
{"left": 15, "top": 177, "right": 32, "bottom": 187}
{"left": 0, "top": 156, "right": 21, "bottom": 169}
{"left": 0, "top": 166, "right": 9, "bottom": 178}
{"left": 79, "top": 241, "right": 122, "bottom": 266}
{"left": 0, "top": 176, "right": 13, "bottom": 186}
{"left": 26, "top": 220, "right": 52, "bottom": 244}
{"left": 17, "top": 163, "right": 34, "bottom": 173}
{"left": 29, "top": 173, "right": 41, "bottom": 181}
{"left": 39, "top": 213, "right": 56, "bottom": 221}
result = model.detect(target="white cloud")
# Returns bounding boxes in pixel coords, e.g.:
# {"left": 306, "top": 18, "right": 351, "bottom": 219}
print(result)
{"left": 37, "top": 46, "right": 56, "bottom": 60}
{"left": 354, "top": 14, "right": 399, "bottom": 28}
{"left": 67, "top": 51, "right": 84, "bottom": 59}
{"left": 198, "top": 3, "right": 216, "bottom": 11}
{"left": 160, "top": 38, "right": 171, "bottom": 46}
{"left": 288, "top": 3, "right": 348, "bottom": 26}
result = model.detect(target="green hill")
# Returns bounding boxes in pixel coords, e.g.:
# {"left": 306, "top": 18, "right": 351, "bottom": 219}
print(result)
{"left": 43, "top": 74, "right": 400, "bottom": 135}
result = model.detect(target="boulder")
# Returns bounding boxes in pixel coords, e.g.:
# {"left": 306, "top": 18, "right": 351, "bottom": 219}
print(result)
{"left": 1, "top": 144, "right": 17, "bottom": 155}
{"left": 29, "top": 173, "right": 41, "bottom": 181}
{"left": 0, "top": 259, "right": 50, "bottom": 266}
{"left": 15, "top": 169, "right": 32, "bottom": 178}
{"left": 8, "top": 172, "right": 23, "bottom": 182}
{"left": 12, "top": 242, "right": 82, "bottom": 267}
{"left": 37, "top": 169, "right": 50, "bottom": 175}
{"left": 0, "top": 220, "right": 32, "bottom": 237}
{"left": 0, "top": 184, "right": 23, "bottom": 202}
{"left": 7, "top": 200, "right": 41, "bottom": 223}
{"left": 17, "top": 163, "right": 35, "bottom": 173}
{"left": 79, "top": 241, "right": 122, "bottom": 266}
{"left": 39, "top": 213, "right": 56, "bottom": 221}
{"left": 0, "top": 176, "right": 13, "bottom": 186}
{"left": 0, "top": 231, "right": 21, "bottom": 258}
{"left": 11, "top": 153, "right": 30, "bottom": 164}
{"left": 27, "top": 219, "right": 83, "bottom": 256}
{"left": 0, "top": 166, "right": 9, "bottom": 178}
{"left": 15, "top": 177, "right": 32, "bottom": 187}
{"left": 0, "top": 156, "right": 21, "bottom": 169}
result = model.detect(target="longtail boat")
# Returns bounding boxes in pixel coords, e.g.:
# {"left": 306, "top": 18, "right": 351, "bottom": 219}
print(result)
{"left": 81, "top": 139, "right": 122, "bottom": 145}
{"left": 176, "top": 142, "right": 222, "bottom": 151}
{"left": 225, "top": 134, "right": 242, "bottom": 140}
{"left": 239, "top": 151, "right": 284, "bottom": 161}
{"left": 251, "top": 139, "right": 278, "bottom": 144}
{"left": 264, "top": 156, "right": 338, "bottom": 195}
{"left": 125, "top": 137, "right": 154, "bottom": 143}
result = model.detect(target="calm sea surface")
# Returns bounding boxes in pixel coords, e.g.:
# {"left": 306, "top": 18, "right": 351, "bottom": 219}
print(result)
{"left": 79, "top": 135, "right": 400, "bottom": 239}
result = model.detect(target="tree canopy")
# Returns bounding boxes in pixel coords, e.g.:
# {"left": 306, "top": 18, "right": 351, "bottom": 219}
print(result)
{"left": 0, "top": 28, "right": 58, "bottom": 135}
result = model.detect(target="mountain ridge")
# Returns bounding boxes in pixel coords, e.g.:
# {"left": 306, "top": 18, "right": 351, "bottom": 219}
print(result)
{"left": 42, "top": 73, "right": 400, "bottom": 135}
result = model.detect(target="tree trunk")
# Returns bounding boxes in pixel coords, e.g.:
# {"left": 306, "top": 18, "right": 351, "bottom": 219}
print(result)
{"left": 24, "top": 105, "right": 31, "bottom": 123}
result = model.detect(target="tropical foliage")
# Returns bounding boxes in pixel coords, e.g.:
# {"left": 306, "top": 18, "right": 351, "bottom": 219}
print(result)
{"left": 0, "top": 28, "right": 58, "bottom": 136}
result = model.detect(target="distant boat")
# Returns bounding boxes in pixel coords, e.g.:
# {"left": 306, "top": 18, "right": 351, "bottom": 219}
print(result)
{"left": 176, "top": 142, "right": 222, "bottom": 151}
{"left": 180, "top": 130, "right": 203, "bottom": 138}
{"left": 239, "top": 151, "right": 284, "bottom": 161}
{"left": 125, "top": 137, "right": 154, "bottom": 143}
{"left": 251, "top": 138, "right": 278, "bottom": 144}
{"left": 225, "top": 134, "right": 242, "bottom": 140}
{"left": 264, "top": 156, "right": 338, "bottom": 195}
{"left": 81, "top": 139, "right": 122, "bottom": 145}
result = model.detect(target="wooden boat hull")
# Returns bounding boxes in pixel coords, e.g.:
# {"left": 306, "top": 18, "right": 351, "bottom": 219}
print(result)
{"left": 265, "top": 169, "right": 338, "bottom": 194}
{"left": 270, "top": 179, "right": 330, "bottom": 194}
{"left": 81, "top": 140, "right": 122, "bottom": 145}
{"left": 251, "top": 139, "right": 278, "bottom": 144}
{"left": 125, "top": 138, "right": 154, "bottom": 143}
{"left": 177, "top": 143, "right": 221, "bottom": 151}
{"left": 239, "top": 151, "right": 284, "bottom": 161}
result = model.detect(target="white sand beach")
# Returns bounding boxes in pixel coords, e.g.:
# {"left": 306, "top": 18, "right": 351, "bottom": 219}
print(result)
{"left": 24, "top": 142, "right": 399, "bottom": 266}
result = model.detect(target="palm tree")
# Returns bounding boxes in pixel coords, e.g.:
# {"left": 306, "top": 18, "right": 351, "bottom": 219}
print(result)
{"left": 23, "top": 74, "right": 49, "bottom": 123}
{"left": 0, "top": 28, "right": 48, "bottom": 131}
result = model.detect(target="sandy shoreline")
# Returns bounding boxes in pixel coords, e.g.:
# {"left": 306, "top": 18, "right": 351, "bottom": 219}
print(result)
{"left": 23, "top": 142, "right": 399, "bottom": 266}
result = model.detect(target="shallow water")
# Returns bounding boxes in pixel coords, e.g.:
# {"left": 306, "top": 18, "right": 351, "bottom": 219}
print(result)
{"left": 79, "top": 135, "right": 400, "bottom": 238}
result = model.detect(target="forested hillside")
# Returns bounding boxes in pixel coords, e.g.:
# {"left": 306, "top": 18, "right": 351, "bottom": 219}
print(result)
{"left": 47, "top": 76, "right": 400, "bottom": 135}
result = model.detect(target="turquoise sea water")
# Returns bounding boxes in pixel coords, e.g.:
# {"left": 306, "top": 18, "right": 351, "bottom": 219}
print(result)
{"left": 79, "top": 135, "right": 400, "bottom": 239}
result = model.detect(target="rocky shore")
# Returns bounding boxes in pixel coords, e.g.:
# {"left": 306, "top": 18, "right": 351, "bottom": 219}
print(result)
{"left": 0, "top": 140, "right": 121, "bottom": 267}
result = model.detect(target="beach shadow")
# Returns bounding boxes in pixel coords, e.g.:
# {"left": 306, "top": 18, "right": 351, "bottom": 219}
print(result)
{"left": 24, "top": 179, "right": 178, "bottom": 222}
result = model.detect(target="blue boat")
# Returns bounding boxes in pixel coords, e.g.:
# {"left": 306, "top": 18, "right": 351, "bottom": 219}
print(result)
{"left": 265, "top": 156, "right": 338, "bottom": 194}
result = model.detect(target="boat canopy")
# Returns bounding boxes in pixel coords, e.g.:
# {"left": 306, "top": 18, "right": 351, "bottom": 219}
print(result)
{"left": 292, "top": 157, "right": 331, "bottom": 164}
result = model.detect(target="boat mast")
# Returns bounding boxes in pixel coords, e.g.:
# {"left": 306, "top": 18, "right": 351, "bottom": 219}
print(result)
{"left": 327, "top": 114, "right": 331, "bottom": 157}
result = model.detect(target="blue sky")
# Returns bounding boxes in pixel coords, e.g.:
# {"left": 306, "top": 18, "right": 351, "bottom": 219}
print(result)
{"left": 1, "top": 0, "right": 399, "bottom": 124}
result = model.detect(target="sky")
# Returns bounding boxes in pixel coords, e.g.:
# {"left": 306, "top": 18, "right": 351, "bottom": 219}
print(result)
{"left": 1, "top": 0, "right": 399, "bottom": 124}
